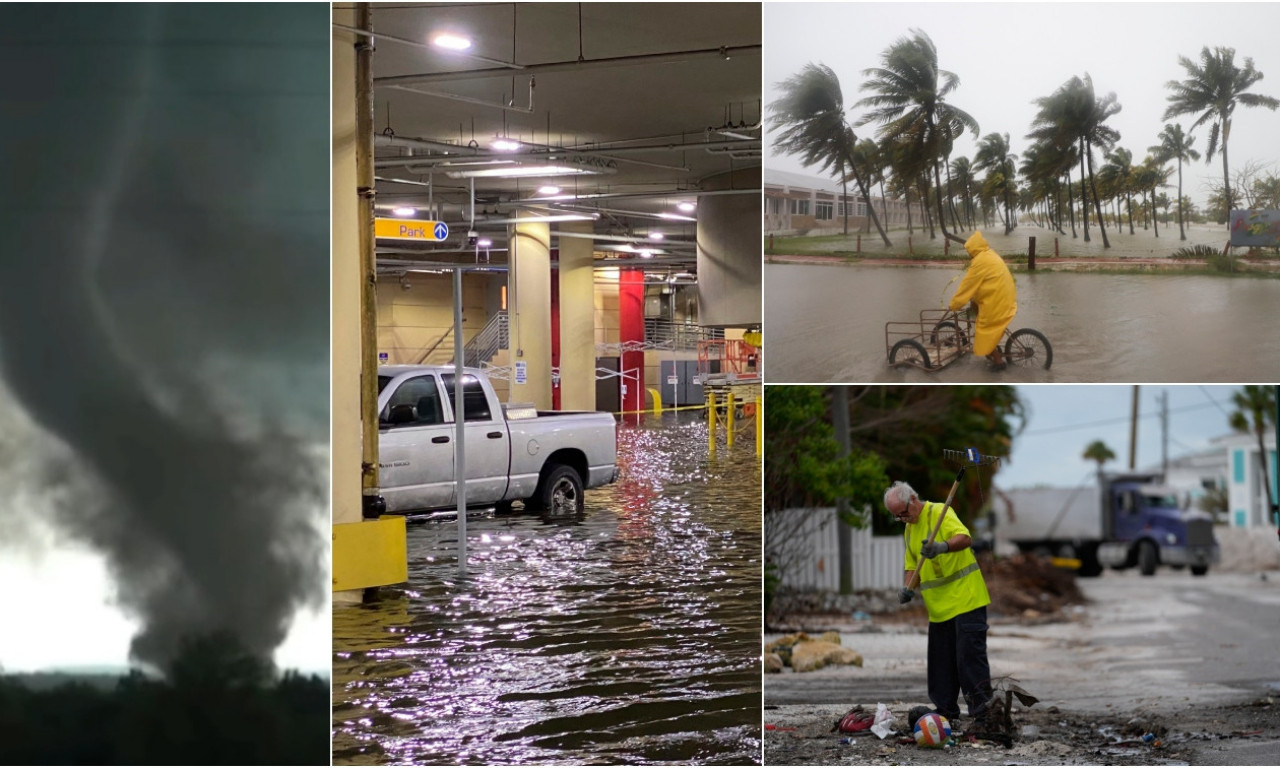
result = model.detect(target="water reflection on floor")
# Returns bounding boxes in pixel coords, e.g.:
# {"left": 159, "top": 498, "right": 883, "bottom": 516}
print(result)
{"left": 332, "top": 412, "right": 762, "bottom": 766}
{"left": 765, "top": 263, "right": 1280, "bottom": 383}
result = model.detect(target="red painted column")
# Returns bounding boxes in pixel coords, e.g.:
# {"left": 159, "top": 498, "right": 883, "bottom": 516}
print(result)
{"left": 619, "top": 269, "right": 645, "bottom": 414}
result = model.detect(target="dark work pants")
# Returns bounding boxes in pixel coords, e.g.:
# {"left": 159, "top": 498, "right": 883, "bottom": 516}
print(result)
{"left": 927, "top": 605, "right": 992, "bottom": 721}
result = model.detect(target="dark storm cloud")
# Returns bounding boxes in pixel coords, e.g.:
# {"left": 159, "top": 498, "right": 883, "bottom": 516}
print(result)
{"left": 0, "top": 5, "right": 328, "bottom": 669}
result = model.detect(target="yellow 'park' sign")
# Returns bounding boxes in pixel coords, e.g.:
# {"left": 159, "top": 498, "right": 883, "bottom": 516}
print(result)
{"left": 375, "top": 218, "right": 450, "bottom": 242}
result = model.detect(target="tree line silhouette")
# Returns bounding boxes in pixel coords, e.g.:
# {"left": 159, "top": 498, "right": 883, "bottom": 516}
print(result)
{"left": 0, "top": 633, "right": 328, "bottom": 765}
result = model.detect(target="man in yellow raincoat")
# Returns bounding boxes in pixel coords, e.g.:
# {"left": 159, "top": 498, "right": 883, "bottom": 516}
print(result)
{"left": 949, "top": 232, "right": 1017, "bottom": 370}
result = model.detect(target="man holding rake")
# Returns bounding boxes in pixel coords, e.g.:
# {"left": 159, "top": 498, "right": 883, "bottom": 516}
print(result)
{"left": 885, "top": 480, "right": 994, "bottom": 729}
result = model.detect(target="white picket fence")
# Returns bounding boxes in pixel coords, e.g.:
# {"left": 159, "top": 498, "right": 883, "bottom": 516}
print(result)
{"left": 766, "top": 507, "right": 904, "bottom": 591}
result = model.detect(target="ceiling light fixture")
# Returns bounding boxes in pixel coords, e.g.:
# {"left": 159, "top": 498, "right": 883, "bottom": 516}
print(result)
{"left": 393, "top": 206, "right": 417, "bottom": 217}
{"left": 445, "top": 163, "right": 612, "bottom": 179}
{"left": 477, "top": 238, "right": 493, "bottom": 248}
{"left": 536, "top": 185, "right": 562, "bottom": 196}
{"left": 657, "top": 212, "right": 697, "bottom": 222}
{"left": 490, "top": 138, "right": 521, "bottom": 152}
{"left": 677, "top": 201, "right": 697, "bottom": 212}
{"left": 431, "top": 33, "right": 472, "bottom": 51}
{"left": 648, "top": 232, "right": 665, "bottom": 241}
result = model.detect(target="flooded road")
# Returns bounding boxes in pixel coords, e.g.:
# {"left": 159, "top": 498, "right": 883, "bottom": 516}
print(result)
{"left": 332, "top": 413, "right": 762, "bottom": 765}
{"left": 765, "top": 263, "right": 1280, "bottom": 383}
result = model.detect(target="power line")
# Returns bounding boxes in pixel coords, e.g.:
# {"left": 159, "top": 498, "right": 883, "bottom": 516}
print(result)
{"left": 1022, "top": 400, "right": 1222, "bottom": 437}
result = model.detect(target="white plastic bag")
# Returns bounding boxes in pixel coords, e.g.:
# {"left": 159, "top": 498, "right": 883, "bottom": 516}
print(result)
{"left": 871, "top": 702, "right": 896, "bottom": 739}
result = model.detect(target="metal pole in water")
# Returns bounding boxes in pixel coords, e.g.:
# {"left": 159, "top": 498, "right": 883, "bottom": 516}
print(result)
{"left": 707, "top": 390, "right": 717, "bottom": 453}
{"left": 1028, "top": 236, "right": 1036, "bottom": 271}
{"left": 454, "top": 267, "right": 467, "bottom": 571}
{"left": 726, "top": 391, "right": 736, "bottom": 448}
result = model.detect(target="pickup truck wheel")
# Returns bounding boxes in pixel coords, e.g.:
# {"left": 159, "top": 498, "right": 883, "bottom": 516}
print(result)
{"left": 1190, "top": 565, "right": 1209, "bottom": 577}
{"left": 534, "top": 464, "right": 584, "bottom": 517}
{"left": 1138, "top": 541, "right": 1157, "bottom": 576}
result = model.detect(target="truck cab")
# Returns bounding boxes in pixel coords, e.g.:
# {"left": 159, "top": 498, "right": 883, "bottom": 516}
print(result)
{"left": 1098, "top": 474, "right": 1218, "bottom": 576}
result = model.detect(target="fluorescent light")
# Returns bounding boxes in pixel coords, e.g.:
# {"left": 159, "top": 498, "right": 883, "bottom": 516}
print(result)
{"left": 648, "top": 232, "right": 665, "bottom": 241}
{"left": 515, "top": 213, "right": 598, "bottom": 223}
{"left": 639, "top": 250, "right": 653, "bottom": 258}
{"left": 491, "top": 138, "right": 521, "bottom": 152}
{"left": 432, "top": 33, "right": 471, "bottom": 50}
{"left": 657, "top": 212, "right": 696, "bottom": 222}
{"left": 445, "top": 164, "right": 609, "bottom": 179}
{"left": 393, "top": 206, "right": 417, "bottom": 217}
{"left": 536, "top": 185, "right": 561, "bottom": 195}
{"left": 677, "top": 201, "right": 696, "bottom": 212}
{"left": 477, "top": 238, "right": 493, "bottom": 248}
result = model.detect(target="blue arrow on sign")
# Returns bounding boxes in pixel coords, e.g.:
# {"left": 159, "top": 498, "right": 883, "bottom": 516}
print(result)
{"left": 433, "top": 222, "right": 449, "bottom": 241}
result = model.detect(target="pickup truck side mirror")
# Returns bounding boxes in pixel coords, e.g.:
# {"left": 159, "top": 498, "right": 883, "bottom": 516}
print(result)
{"left": 384, "top": 403, "right": 417, "bottom": 426}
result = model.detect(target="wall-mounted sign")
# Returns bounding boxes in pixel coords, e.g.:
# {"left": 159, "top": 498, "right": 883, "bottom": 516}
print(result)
{"left": 514, "top": 361, "right": 527, "bottom": 384}
{"left": 375, "top": 218, "right": 450, "bottom": 242}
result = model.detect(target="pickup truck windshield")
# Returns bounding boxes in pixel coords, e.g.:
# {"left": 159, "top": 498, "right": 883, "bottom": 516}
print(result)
{"left": 440, "top": 374, "right": 492, "bottom": 421}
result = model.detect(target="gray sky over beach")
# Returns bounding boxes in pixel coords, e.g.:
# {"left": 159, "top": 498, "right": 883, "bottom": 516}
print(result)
{"left": 998, "top": 385, "right": 1252, "bottom": 489}
{"left": 764, "top": 2, "right": 1280, "bottom": 210}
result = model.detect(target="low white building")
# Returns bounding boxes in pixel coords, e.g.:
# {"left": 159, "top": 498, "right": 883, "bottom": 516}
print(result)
{"left": 1150, "top": 433, "right": 1277, "bottom": 530}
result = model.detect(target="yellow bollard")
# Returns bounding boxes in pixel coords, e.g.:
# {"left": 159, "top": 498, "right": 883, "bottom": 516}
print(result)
{"left": 726, "top": 391, "right": 736, "bottom": 447}
{"left": 707, "top": 390, "right": 717, "bottom": 453}
{"left": 747, "top": 396, "right": 757, "bottom": 455}
{"left": 647, "top": 387, "right": 662, "bottom": 415}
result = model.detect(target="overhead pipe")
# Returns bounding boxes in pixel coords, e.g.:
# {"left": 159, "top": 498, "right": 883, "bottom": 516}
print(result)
{"left": 375, "top": 44, "right": 762, "bottom": 87}
{"left": 385, "top": 74, "right": 535, "bottom": 114}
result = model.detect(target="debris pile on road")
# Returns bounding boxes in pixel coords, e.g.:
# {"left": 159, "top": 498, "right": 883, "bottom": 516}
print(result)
{"left": 981, "top": 553, "right": 1086, "bottom": 620}
{"left": 764, "top": 631, "right": 864, "bottom": 673}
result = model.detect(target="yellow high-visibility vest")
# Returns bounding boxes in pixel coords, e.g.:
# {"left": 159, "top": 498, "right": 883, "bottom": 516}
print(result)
{"left": 904, "top": 501, "right": 991, "bottom": 623}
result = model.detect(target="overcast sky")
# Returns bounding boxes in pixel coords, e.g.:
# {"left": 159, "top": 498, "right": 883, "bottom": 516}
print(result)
{"left": 764, "top": 2, "right": 1280, "bottom": 209}
{"left": 998, "top": 384, "right": 1252, "bottom": 489}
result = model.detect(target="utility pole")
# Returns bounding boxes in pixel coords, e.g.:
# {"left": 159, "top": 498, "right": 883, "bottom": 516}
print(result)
{"left": 1160, "top": 389, "right": 1169, "bottom": 478}
{"left": 1128, "top": 385, "right": 1140, "bottom": 470}
{"left": 832, "top": 386, "right": 853, "bottom": 594}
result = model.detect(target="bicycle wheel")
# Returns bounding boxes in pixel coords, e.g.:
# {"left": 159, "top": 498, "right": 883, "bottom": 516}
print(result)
{"left": 889, "top": 339, "right": 931, "bottom": 370}
{"left": 1004, "top": 328, "right": 1053, "bottom": 369}
{"left": 929, "top": 320, "right": 968, "bottom": 348}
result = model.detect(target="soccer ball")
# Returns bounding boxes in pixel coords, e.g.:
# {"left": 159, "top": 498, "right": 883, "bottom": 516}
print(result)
{"left": 914, "top": 712, "right": 951, "bottom": 748}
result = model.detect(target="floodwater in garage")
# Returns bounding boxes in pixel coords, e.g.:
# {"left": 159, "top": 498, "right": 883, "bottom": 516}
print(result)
{"left": 332, "top": 412, "right": 762, "bottom": 766}
{"left": 764, "top": 262, "right": 1280, "bottom": 383}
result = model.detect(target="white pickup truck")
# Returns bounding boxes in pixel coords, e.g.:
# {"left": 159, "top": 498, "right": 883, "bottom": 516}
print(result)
{"left": 376, "top": 365, "right": 618, "bottom": 516}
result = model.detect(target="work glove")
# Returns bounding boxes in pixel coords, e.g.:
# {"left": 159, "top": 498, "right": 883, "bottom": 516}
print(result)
{"left": 921, "top": 540, "right": 949, "bottom": 559}
{"left": 898, "top": 587, "right": 914, "bottom": 604}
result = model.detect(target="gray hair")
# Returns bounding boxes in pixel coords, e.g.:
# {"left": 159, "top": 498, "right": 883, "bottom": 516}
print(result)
{"left": 884, "top": 481, "right": 916, "bottom": 508}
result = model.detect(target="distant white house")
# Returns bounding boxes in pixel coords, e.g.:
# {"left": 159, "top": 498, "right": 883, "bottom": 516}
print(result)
{"left": 1149, "top": 433, "right": 1277, "bottom": 530}
{"left": 763, "top": 167, "right": 923, "bottom": 236}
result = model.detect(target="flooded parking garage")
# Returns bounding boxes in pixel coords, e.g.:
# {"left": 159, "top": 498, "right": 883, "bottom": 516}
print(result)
{"left": 332, "top": 412, "right": 762, "bottom": 765}
{"left": 764, "top": 262, "right": 1280, "bottom": 383}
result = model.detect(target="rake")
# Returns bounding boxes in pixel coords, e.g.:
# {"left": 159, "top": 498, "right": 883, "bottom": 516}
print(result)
{"left": 906, "top": 448, "right": 1002, "bottom": 592}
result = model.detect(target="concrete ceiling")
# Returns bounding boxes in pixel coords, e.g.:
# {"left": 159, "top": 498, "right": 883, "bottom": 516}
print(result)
{"left": 336, "top": 2, "right": 762, "bottom": 272}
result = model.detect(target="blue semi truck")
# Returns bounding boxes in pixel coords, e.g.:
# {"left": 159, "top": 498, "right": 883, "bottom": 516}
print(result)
{"left": 993, "top": 473, "right": 1220, "bottom": 577}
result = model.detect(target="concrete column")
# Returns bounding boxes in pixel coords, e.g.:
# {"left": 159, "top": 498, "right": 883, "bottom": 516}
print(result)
{"left": 508, "top": 218, "right": 552, "bottom": 408}
{"left": 619, "top": 269, "right": 645, "bottom": 414}
{"left": 558, "top": 221, "right": 596, "bottom": 410}
{"left": 697, "top": 167, "right": 763, "bottom": 328}
{"left": 331, "top": 9, "right": 361, "bottom": 529}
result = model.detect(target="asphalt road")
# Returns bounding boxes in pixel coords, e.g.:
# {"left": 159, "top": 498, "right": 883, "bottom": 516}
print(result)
{"left": 765, "top": 569, "right": 1280, "bottom": 764}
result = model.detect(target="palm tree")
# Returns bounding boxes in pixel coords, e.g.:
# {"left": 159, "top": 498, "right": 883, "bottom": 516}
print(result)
{"left": 950, "top": 155, "right": 977, "bottom": 229}
{"left": 1148, "top": 123, "right": 1200, "bottom": 240}
{"left": 1133, "top": 157, "right": 1171, "bottom": 237}
{"left": 1029, "top": 75, "right": 1120, "bottom": 247}
{"left": 1228, "top": 385, "right": 1276, "bottom": 524}
{"left": 855, "top": 29, "right": 979, "bottom": 245}
{"left": 768, "top": 63, "right": 892, "bottom": 245}
{"left": 973, "top": 132, "right": 1018, "bottom": 234}
{"left": 1082, "top": 439, "right": 1116, "bottom": 479}
{"left": 1164, "top": 47, "right": 1279, "bottom": 215}
{"left": 1100, "top": 147, "right": 1136, "bottom": 234}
